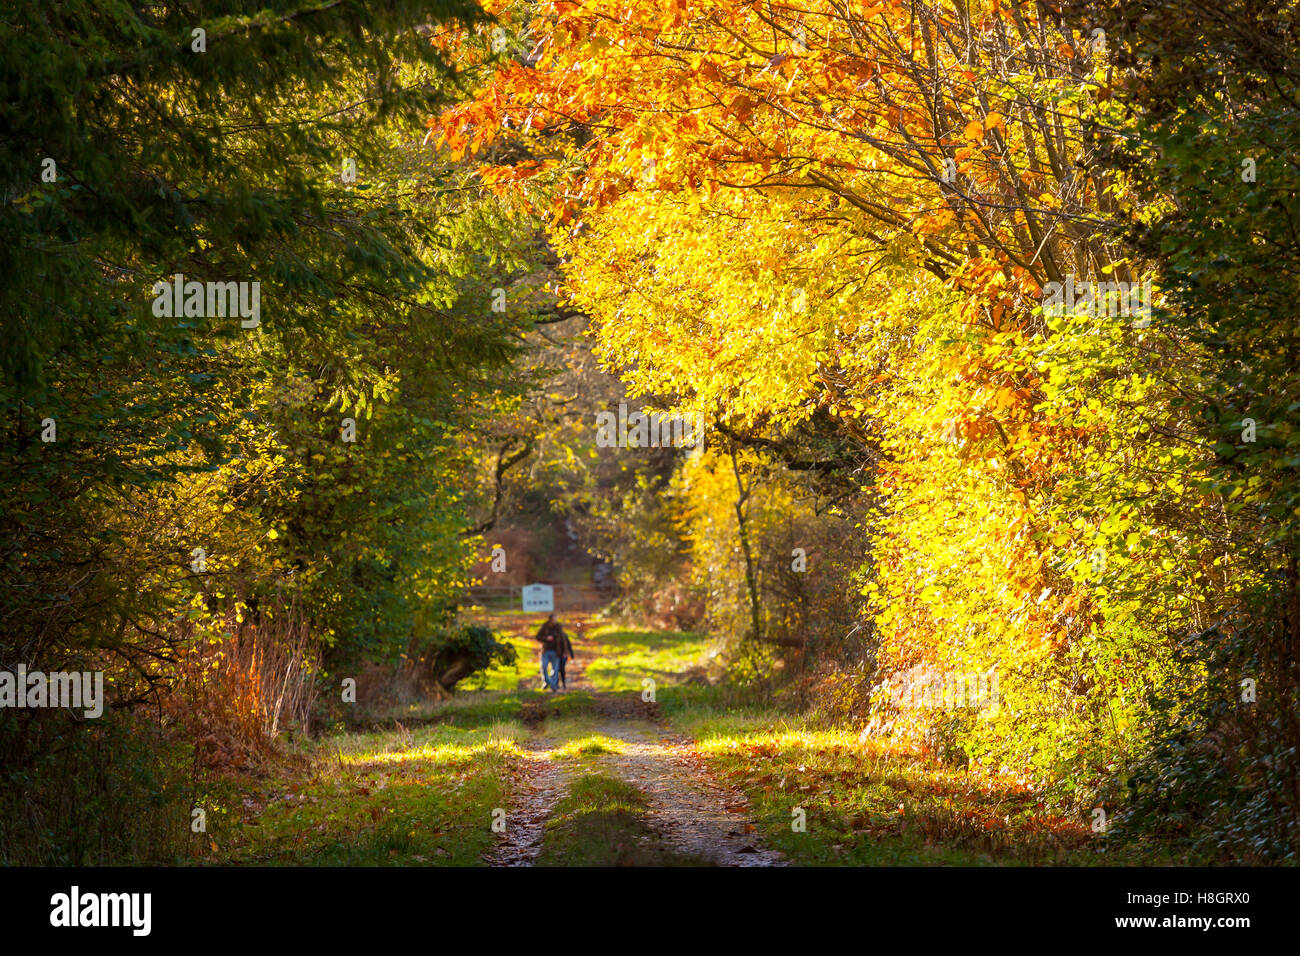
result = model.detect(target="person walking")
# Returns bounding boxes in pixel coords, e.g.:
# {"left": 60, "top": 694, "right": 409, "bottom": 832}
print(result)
{"left": 535, "top": 614, "right": 563, "bottom": 691}
{"left": 555, "top": 625, "right": 577, "bottom": 690}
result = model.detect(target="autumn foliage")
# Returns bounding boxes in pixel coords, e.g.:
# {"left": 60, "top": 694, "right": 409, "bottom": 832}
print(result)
{"left": 435, "top": 0, "right": 1300, "bottom": 856}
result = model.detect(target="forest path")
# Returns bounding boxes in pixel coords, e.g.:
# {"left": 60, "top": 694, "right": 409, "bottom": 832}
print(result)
{"left": 482, "top": 625, "right": 783, "bottom": 866}
{"left": 485, "top": 692, "right": 784, "bottom": 867}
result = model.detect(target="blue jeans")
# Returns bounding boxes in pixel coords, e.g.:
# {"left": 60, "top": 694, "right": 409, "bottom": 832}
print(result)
{"left": 540, "top": 650, "right": 560, "bottom": 690}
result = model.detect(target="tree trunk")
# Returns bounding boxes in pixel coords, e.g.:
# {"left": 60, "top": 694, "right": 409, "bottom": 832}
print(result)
{"left": 730, "top": 443, "right": 762, "bottom": 644}
{"left": 437, "top": 654, "right": 475, "bottom": 692}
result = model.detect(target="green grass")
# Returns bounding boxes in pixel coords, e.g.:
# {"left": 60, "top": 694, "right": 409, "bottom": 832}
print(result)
{"left": 200, "top": 721, "right": 523, "bottom": 866}
{"left": 356, "top": 687, "right": 600, "bottom": 729}
{"left": 458, "top": 632, "right": 539, "bottom": 692}
{"left": 682, "top": 718, "right": 1187, "bottom": 866}
{"left": 658, "top": 681, "right": 796, "bottom": 727}
{"left": 550, "top": 732, "right": 627, "bottom": 762}
{"left": 581, "top": 626, "right": 717, "bottom": 692}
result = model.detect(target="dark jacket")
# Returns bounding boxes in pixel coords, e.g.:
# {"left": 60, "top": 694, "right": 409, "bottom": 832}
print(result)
{"left": 536, "top": 620, "right": 563, "bottom": 653}
{"left": 536, "top": 620, "right": 576, "bottom": 659}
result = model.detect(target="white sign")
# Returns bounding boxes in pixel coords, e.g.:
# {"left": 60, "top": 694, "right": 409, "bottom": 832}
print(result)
{"left": 521, "top": 584, "right": 554, "bottom": 613}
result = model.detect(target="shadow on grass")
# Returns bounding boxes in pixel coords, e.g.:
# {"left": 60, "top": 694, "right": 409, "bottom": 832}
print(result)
{"left": 536, "top": 773, "right": 712, "bottom": 867}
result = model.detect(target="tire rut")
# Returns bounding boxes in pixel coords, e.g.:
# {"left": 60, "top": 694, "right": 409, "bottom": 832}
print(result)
{"left": 482, "top": 737, "right": 571, "bottom": 867}
{"left": 593, "top": 716, "right": 786, "bottom": 867}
